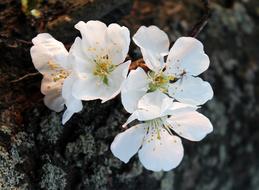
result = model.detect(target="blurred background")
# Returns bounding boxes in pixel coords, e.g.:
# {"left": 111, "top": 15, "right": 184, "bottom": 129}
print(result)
{"left": 0, "top": 0, "right": 258, "bottom": 189}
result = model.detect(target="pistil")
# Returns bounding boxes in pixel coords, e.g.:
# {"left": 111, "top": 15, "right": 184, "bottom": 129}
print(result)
{"left": 148, "top": 71, "right": 174, "bottom": 93}
{"left": 93, "top": 55, "right": 116, "bottom": 85}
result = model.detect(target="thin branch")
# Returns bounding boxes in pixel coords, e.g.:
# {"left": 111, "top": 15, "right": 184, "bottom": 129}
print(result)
{"left": 0, "top": 35, "right": 33, "bottom": 45}
{"left": 10, "top": 72, "right": 40, "bottom": 83}
{"left": 130, "top": 0, "right": 211, "bottom": 71}
{"left": 188, "top": 0, "right": 211, "bottom": 38}
{"left": 10, "top": 1, "right": 211, "bottom": 83}
{"left": 16, "top": 39, "right": 33, "bottom": 45}
{"left": 129, "top": 58, "right": 149, "bottom": 72}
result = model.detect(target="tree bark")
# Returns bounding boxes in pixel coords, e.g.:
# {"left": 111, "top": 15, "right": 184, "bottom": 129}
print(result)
{"left": 0, "top": 0, "right": 259, "bottom": 190}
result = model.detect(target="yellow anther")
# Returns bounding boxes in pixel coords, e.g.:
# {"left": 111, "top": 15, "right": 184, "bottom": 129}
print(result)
{"left": 87, "top": 47, "right": 97, "bottom": 51}
{"left": 92, "top": 54, "right": 116, "bottom": 85}
{"left": 52, "top": 69, "right": 69, "bottom": 82}
{"left": 148, "top": 72, "right": 174, "bottom": 92}
{"left": 48, "top": 61, "right": 59, "bottom": 70}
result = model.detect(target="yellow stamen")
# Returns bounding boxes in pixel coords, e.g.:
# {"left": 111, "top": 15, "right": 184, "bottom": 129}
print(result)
{"left": 93, "top": 54, "right": 116, "bottom": 85}
{"left": 48, "top": 61, "right": 69, "bottom": 82}
{"left": 148, "top": 72, "right": 175, "bottom": 93}
{"left": 48, "top": 61, "right": 59, "bottom": 70}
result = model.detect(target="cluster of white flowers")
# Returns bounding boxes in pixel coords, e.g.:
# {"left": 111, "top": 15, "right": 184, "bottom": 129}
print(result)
{"left": 31, "top": 21, "right": 130, "bottom": 124}
{"left": 30, "top": 20, "right": 213, "bottom": 172}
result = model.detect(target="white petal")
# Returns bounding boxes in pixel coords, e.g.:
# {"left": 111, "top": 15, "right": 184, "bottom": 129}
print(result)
{"left": 107, "top": 24, "right": 130, "bottom": 65}
{"left": 121, "top": 67, "right": 149, "bottom": 113}
{"left": 122, "top": 91, "right": 174, "bottom": 126}
{"left": 32, "top": 33, "right": 53, "bottom": 44}
{"left": 41, "top": 74, "right": 62, "bottom": 95}
{"left": 138, "top": 91, "right": 167, "bottom": 111}
{"left": 133, "top": 25, "right": 169, "bottom": 56}
{"left": 71, "top": 73, "right": 99, "bottom": 101}
{"left": 122, "top": 111, "right": 139, "bottom": 128}
{"left": 62, "top": 110, "right": 75, "bottom": 125}
{"left": 61, "top": 74, "right": 83, "bottom": 124}
{"left": 72, "top": 61, "right": 130, "bottom": 102}
{"left": 123, "top": 91, "right": 196, "bottom": 126}
{"left": 167, "top": 110, "right": 213, "bottom": 141}
{"left": 133, "top": 26, "right": 169, "bottom": 71}
{"left": 166, "top": 37, "right": 209, "bottom": 77}
{"left": 75, "top": 20, "right": 107, "bottom": 46}
{"left": 136, "top": 91, "right": 170, "bottom": 120}
{"left": 69, "top": 37, "right": 89, "bottom": 61}
{"left": 41, "top": 75, "right": 64, "bottom": 112}
{"left": 162, "top": 102, "right": 197, "bottom": 116}
{"left": 62, "top": 74, "right": 81, "bottom": 110}
{"left": 30, "top": 33, "right": 68, "bottom": 74}
{"left": 111, "top": 124, "right": 146, "bottom": 163}
{"left": 68, "top": 37, "right": 95, "bottom": 74}
{"left": 43, "top": 93, "right": 64, "bottom": 112}
{"left": 141, "top": 48, "right": 165, "bottom": 72}
{"left": 101, "top": 60, "right": 131, "bottom": 102}
{"left": 128, "top": 91, "right": 174, "bottom": 122}
{"left": 68, "top": 40, "right": 95, "bottom": 76}
{"left": 133, "top": 109, "right": 161, "bottom": 122}
{"left": 138, "top": 128, "right": 183, "bottom": 171}
{"left": 168, "top": 75, "right": 213, "bottom": 105}
{"left": 74, "top": 20, "right": 107, "bottom": 57}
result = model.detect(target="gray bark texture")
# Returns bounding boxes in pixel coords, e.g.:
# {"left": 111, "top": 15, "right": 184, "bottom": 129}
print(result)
{"left": 0, "top": 0, "right": 258, "bottom": 189}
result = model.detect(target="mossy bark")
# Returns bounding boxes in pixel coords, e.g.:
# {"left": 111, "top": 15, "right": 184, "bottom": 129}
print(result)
{"left": 0, "top": 0, "right": 259, "bottom": 190}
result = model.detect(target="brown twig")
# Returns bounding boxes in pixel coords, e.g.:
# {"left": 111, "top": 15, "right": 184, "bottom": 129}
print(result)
{"left": 131, "top": 0, "right": 211, "bottom": 70}
{"left": 10, "top": 72, "right": 41, "bottom": 83}
{"left": 129, "top": 58, "right": 150, "bottom": 72}
{"left": 188, "top": 0, "right": 211, "bottom": 38}
{"left": 16, "top": 39, "right": 33, "bottom": 45}
{"left": 11, "top": 1, "right": 210, "bottom": 82}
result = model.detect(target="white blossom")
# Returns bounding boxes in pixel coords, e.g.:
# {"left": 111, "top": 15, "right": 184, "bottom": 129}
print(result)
{"left": 121, "top": 26, "right": 213, "bottom": 113}
{"left": 30, "top": 33, "right": 82, "bottom": 124}
{"left": 70, "top": 21, "right": 131, "bottom": 103}
{"left": 111, "top": 91, "right": 213, "bottom": 171}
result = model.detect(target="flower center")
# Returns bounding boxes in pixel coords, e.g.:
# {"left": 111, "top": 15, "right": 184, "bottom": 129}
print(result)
{"left": 148, "top": 71, "right": 174, "bottom": 93}
{"left": 146, "top": 118, "right": 165, "bottom": 141}
{"left": 48, "top": 61, "right": 69, "bottom": 82}
{"left": 52, "top": 70, "right": 69, "bottom": 82}
{"left": 93, "top": 55, "right": 116, "bottom": 85}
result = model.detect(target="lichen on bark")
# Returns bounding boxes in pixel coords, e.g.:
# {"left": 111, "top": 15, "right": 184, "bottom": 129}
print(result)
{"left": 0, "top": 0, "right": 259, "bottom": 190}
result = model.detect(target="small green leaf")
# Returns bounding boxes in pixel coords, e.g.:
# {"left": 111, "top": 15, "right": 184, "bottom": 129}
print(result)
{"left": 103, "top": 76, "right": 109, "bottom": 85}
